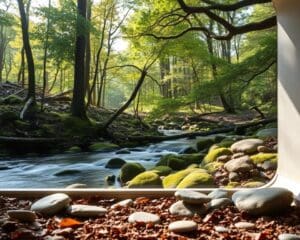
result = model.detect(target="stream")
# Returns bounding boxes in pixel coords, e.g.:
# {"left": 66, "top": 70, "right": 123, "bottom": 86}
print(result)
{"left": 0, "top": 130, "right": 220, "bottom": 188}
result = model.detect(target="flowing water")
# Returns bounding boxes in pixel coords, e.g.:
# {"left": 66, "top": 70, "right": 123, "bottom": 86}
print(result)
{"left": 0, "top": 130, "right": 217, "bottom": 188}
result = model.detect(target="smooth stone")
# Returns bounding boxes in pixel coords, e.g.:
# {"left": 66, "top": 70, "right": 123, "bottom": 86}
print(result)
{"left": 232, "top": 187, "right": 293, "bottom": 215}
{"left": 208, "top": 189, "right": 230, "bottom": 199}
{"left": 7, "top": 210, "right": 36, "bottom": 223}
{"left": 232, "top": 152, "right": 245, "bottom": 159}
{"left": 175, "top": 190, "right": 211, "bottom": 204}
{"left": 168, "top": 220, "right": 197, "bottom": 233}
{"left": 169, "top": 200, "right": 207, "bottom": 217}
{"left": 111, "top": 199, "right": 133, "bottom": 209}
{"left": 217, "top": 155, "right": 231, "bottom": 163}
{"left": 234, "top": 222, "right": 256, "bottom": 229}
{"left": 31, "top": 193, "right": 71, "bottom": 215}
{"left": 67, "top": 205, "right": 107, "bottom": 217}
{"left": 278, "top": 234, "right": 300, "bottom": 240}
{"left": 224, "top": 156, "right": 254, "bottom": 173}
{"left": 256, "top": 128, "right": 277, "bottom": 138}
{"left": 215, "top": 226, "right": 229, "bottom": 233}
{"left": 229, "top": 172, "right": 240, "bottom": 181}
{"left": 105, "top": 158, "right": 126, "bottom": 169}
{"left": 208, "top": 198, "right": 232, "bottom": 210}
{"left": 128, "top": 212, "right": 160, "bottom": 224}
{"left": 257, "top": 146, "right": 275, "bottom": 153}
{"left": 231, "top": 139, "right": 263, "bottom": 154}
{"left": 65, "top": 183, "right": 88, "bottom": 189}
{"left": 261, "top": 161, "right": 277, "bottom": 171}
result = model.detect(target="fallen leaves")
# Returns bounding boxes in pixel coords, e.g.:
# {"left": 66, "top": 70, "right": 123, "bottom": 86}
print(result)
{"left": 58, "top": 218, "right": 82, "bottom": 228}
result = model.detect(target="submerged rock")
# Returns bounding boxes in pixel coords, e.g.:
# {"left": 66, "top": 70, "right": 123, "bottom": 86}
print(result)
{"left": 105, "top": 158, "right": 126, "bottom": 169}
{"left": 119, "top": 162, "right": 145, "bottom": 184}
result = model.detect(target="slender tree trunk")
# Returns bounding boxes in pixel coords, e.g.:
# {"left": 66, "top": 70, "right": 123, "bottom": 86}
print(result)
{"left": 17, "top": 0, "right": 36, "bottom": 103}
{"left": 84, "top": 0, "right": 92, "bottom": 100}
{"left": 71, "top": 0, "right": 87, "bottom": 119}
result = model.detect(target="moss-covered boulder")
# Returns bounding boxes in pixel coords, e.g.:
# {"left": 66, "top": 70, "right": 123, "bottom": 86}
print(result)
{"left": 242, "top": 181, "right": 266, "bottom": 188}
{"left": 89, "top": 142, "right": 119, "bottom": 152}
{"left": 119, "top": 162, "right": 145, "bottom": 184}
{"left": 163, "top": 169, "right": 196, "bottom": 188}
{"left": 203, "top": 162, "right": 224, "bottom": 174}
{"left": 202, "top": 148, "right": 232, "bottom": 166}
{"left": 196, "top": 138, "right": 215, "bottom": 151}
{"left": 128, "top": 171, "right": 162, "bottom": 188}
{"left": 150, "top": 166, "right": 173, "bottom": 176}
{"left": 256, "top": 128, "right": 277, "bottom": 138}
{"left": 3, "top": 95, "right": 23, "bottom": 104}
{"left": 66, "top": 146, "right": 82, "bottom": 153}
{"left": 177, "top": 171, "right": 214, "bottom": 188}
{"left": 250, "top": 153, "right": 277, "bottom": 164}
{"left": 156, "top": 154, "right": 203, "bottom": 170}
{"left": 105, "top": 158, "right": 126, "bottom": 169}
{"left": 218, "top": 139, "right": 235, "bottom": 148}
{"left": 225, "top": 181, "right": 240, "bottom": 189}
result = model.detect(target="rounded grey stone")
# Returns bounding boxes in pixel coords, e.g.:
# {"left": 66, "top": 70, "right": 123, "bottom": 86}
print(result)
{"left": 175, "top": 190, "right": 211, "bottom": 204}
{"left": 7, "top": 210, "right": 36, "bottom": 223}
{"left": 208, "top": 198, "right": 232, "bottom": 210}
{"left": 231, "top": 139, "right": 263, "bottom": 154}
{"left": 224, "top": 156, "right": 254, "bottom": 173}
{"left": 234, "top": 222, "right": 256, "bottom": 229}
{"left": 215, "top": 226, "right": 229, "bottom": 233}
{"left": 169, "top": 201, "right": 207, "bottom": 217}
{"left": 168, "top": 220, "right": 197, "bottom": 233}
{"left": 111, "top": 199, "right": 133, "bottom": 209}
{"left": 278, "top": 234, "right": 300, "bottom": 240}
{"left": 128, "top": 212, "right": 160, "bottom": 224}
{"left": 208, "top": 189, "right": 230, "bottom": 199}
{"left": 31, "top": 193, "right": 71, "bottom": 215}
{"left": 67, "top": 205, "right": 107, "bottom": 217}
{"left": 232, "top": 188, "right": 293, "bottom": 215}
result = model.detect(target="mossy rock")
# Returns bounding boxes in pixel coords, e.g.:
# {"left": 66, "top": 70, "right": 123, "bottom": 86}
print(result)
{"left": 256, "top": 128, "right": 277, "bottom": 138}
{"left": 162, "top": 169, "right": 196, "bottom": 188}
{"left": 187, "top": 164, "right": 199, "bottom": 169}
{"left": 105, "top": 158, "right": 126, "bottom": 169}
{"left": 61, "top": 115, "right": 98, "bottom": 137}
{"left": 66, "top": 146, "right": 82, "bottom": 153}
{"left": 89, "top": 142, "right": 119, "bottom": 152}
{"left": 177, "top": 171, "right": 214, "bottom": 188}
{"left": 218, "top": 139, "right": 235, "bottom": 148}
{"left": 119, "top": 162, "right": 145, "bottom": 184}
{"left": 242, "top": 181, "right": 266, "bottom": 188}
{"left": 250, "top": 153, "right": 277, "bottom": 164}
{"left": 202, "top": 148, "right": 232, "bottom": 166}
{"left": 128, "top": 171, "right": 162, "bottom": 188}
{"left": 156, "top": 154, "right": 203, "bottom": 170}
{"left": 225, "top": 182, "right": 240, "bottom": 189}
{"left": 14, "top": 120, "right": 31, "bottom": 130}
{"left": 196, "top": 138, "right": 215, "bottom": 151}
{"left": 203, "top": 162, "right": 224, "bottom": 174}
{"left": 0, "top": 111, "right": 18, "bottom": 124}
{"left": 3, "top": 95, "right": 23, "bottom": 104}
{"left": 150, "top": 166, "right": 173, "bottom": 176}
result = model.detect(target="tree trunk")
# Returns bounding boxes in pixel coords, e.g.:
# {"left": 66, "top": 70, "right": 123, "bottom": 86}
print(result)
{"left": 17, "top": 0, "right": 36, "bottom": 103}
{"left": 84, "top": 0, "right": 92, "bottom": 99}
{"left": 71, "top": 0, "right": 87, "bottom": 119}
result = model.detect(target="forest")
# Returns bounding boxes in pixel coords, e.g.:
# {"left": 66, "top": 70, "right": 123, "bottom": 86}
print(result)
{"left": 0, "top": 0, "right": 278, "bottom": 190}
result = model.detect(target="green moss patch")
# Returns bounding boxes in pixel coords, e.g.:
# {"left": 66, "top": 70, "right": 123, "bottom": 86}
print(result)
{"left": 250, "top": 153, "right": 277, "bottom": 164}
{"left": 119, "top": 162, "right": 145, "bottom": 184}
{"left": 202, "top": 147, "right": 232, "bottom": 166}
{"left": 128, "top": 171, "right": 162, "bottom": 188}
{"left": 150, "top": 166, "right": 173, "bottom": 176}
{"left": 177, "top": 171, "right": 214, "bottom": 188}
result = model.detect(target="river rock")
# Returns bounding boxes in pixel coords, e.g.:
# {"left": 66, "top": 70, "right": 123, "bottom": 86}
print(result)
{"left": 31, "top": 193, "right": 71, "bottom": 215}
{"left": 232, "top": 152, "right": 245, "bottom": 159}
{"left": 234, "top": 221, "right": 256, "bottom": 229}
{"left": 232, "top": 188, "right": 293, "bottom": 215}
{"left": 224, "top": 156, "right": 254, "bottom": 173}
{"left": 168, "top": 220, "right": 197, "bottom": 233}
{"left": 67, "top": 205, "right": 107, "bottom": 217}
{"left": 116, "top": 149, "right": 131, "bottom": 154}
{"left": 231, "top": 139, "right": 263, "bottom": 154}
{"left": 169, "top": 200, "right": 207, "bottom": 216}
{"left": 257, "top": 145, "right": 275, "bottom": 153}
{"left": 208, "top": 198, "right": 232, "bottom": 210}
{"left": 111, "top": 199, "right": 133, "bottom": 209}
{"left": 128, "top": 212, "right": 160, "bottom": 224}
{"left": 66, "top": 183, "right": 88, "bottom": 189}
{"left": 7, "top": 210, "right": 36, "bottom": 223}
{"left": 256, "top": 128, "right": 277, "bottom": 138}
{"left": 208, "top": 189, "right": 230, "bottom": 199}
{"left": 175, "top": 190, "right": 211, "bottom": 204}
{"left": 217, "top": 155, "right": 231, "bottom": 163}
{"left": 105, "top": 158, "right": 126, "bottom": 169}
{"left": 278, "top": 234, "right": 300, "bottom": 240}
{"left": 229, "top": 172, "right": 240, "bottom": 181}
{"left": 180, "top": 147, "right": 197, "bottom": 154}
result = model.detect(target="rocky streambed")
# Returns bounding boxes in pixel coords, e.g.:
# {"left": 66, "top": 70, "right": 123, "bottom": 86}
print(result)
{"left": 1, "top": 187, "right": 300, "bottom": 239}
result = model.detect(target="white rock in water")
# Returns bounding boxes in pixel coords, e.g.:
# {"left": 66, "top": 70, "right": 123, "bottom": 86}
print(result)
{"left": 128, "top": 212, "right": 160, "bottom": 224}
{"left": 65, "top": 183, "right": 88, "bottom": 189}
{"left": 232, "top": 188, "right": 293, "bottom": 215}
{"left": 31, "top": 193, "right": 71, "bottom": 215}
{"left": 231, "top": 139, "right": 263, "bottom": 154}
{"left": 111, "top": 199, "right": 133, "bottom": 209}
{"left": 67, "top": 205, "right": 107, "bottom": 217}
{"left": 175, "top": 190, "right": 211, "bottom": 204}
{"left": 168, "top": 220, "right": 197, "bottom": 233}
{"left": 7, "top": 210, "right": 36, "bottom": 223}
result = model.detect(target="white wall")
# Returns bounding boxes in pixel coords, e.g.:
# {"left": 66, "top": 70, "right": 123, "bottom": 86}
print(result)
{"left": 274, "top": 0, "right": 300, "bottom": 191}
